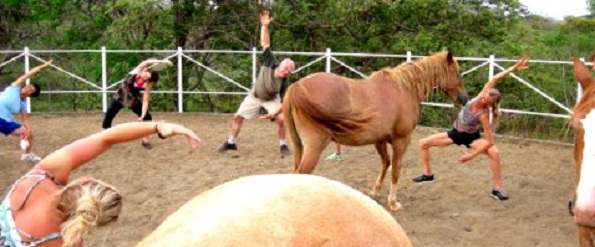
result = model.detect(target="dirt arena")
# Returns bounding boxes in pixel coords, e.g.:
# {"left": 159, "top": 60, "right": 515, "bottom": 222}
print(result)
{"left": 0, "top": 113, "right": 578, "bottom": 247}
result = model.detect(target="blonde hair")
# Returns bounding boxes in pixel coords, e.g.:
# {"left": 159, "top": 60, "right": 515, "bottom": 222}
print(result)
{"left": 56, "top": 177, "right": 123, "bottom": 247}
{"left": 488, "top": 88, "right": 501, "bottom": 129}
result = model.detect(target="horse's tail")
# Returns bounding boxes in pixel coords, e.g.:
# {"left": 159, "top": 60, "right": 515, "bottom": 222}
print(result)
{"left": 283, "top": 85, "right": 302, "bottom": 159}
{"left": 286, "top": 82, "right": 376, "bottom": 136}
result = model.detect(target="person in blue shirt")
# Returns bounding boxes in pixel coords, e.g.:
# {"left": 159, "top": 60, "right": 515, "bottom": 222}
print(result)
{"left": 0, "top": 60, "right": 52, "bottom": 163}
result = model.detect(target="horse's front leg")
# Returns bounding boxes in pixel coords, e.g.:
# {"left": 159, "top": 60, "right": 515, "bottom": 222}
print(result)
{"left": 388, "top": 136, "right": 411, "bottom": 212}
{"left": 579, "top": 226, "right": 595, "bottom": 247}
{"left": 370, "top": 141, "right": 390, "bottom": 196}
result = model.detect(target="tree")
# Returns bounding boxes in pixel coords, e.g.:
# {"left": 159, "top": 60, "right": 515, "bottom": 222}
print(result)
{"left": 588, "top": 0, "right": 595, "bottom": 15}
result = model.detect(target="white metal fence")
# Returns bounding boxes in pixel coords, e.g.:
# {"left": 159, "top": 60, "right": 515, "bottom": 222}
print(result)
{"left": 0, "top": 47, "right": 587, "bottom": 119}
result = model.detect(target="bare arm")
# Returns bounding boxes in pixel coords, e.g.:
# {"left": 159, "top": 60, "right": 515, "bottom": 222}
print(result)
{"left": 259, "top": 106, "right": 282, "bottom": 119}
{"left": 33, "top": 122, "right": 201, "bottom": 183}
{"left": 139, "top": 83, "right": 153, "bottom": 120}
{"left": 466, "top": 114, "right": 494, "bottom": 160}
{"left": 481, "top": 55, "right": 529, "bottom": 93}
{"left": 260, "top": 10, "right": 272, "bottom": 49}
{"left": 12, "top": 60, "right": 53, "bottom": 87}
{"left": 133, "top": 59, "right": 172, "bottom": 74}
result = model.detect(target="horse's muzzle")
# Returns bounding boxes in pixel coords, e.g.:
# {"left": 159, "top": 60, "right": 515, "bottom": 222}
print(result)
{"left": 573, "top": 201, "right": 595, "bottom": 227}
{"left": 456, "top": 94, "right": 468, "bottom": 107}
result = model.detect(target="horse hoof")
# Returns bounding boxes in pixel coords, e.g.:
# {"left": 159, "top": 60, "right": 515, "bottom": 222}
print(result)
{"left": 368, "top": 184, "right": 382, "bottom": 196}
{"left": 389, "top": 202, "right": 403, "bottom": 212}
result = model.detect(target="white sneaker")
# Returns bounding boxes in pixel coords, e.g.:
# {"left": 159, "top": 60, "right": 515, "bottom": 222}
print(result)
{"left": 21, "top": 153, "right": 42, "bottom": 164}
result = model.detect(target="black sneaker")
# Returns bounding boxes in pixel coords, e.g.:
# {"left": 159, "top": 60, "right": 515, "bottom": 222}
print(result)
{"left": 280, "top": 144, "right": 291, "bottom": 156}
{"left": 218, "top": 142, "right": 237, "bottom": 153}
{"left": 491, "top": 189, "right": 509, "bottom": 201}
{"left": 412, "top": 174, "right": 435, "bottom": 183}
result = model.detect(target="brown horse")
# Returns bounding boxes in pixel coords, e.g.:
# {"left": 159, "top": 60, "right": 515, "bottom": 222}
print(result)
{"left": 135, "top": 174, "right": 413, "bottom": 247}
{"left": 283, "top": 51, "right": 468, "bottom": 211}
{"left": 571, "top": 56, "right": 595, "bottom": 247}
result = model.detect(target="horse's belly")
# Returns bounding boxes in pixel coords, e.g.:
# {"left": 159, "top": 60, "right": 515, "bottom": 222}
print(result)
{"left": 334, "top": 133, "right": 388, "bottom": 146}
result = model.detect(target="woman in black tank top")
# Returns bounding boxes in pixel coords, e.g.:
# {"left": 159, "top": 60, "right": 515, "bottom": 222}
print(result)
{"left": 412, "top": 55, "right": 529, "bottom": 202}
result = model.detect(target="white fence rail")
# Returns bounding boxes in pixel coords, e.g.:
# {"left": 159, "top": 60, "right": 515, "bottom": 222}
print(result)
{"left": 0, "top": 47, "right": 587, "bottom": 119}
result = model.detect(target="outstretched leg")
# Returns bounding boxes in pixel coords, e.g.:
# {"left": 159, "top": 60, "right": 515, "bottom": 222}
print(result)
{"left": 417, "top": 132, "right": 453, "bottom": 176}
{"left": 102, "top": 99, "right": 124, "bottom": 129}
{"left": 370, "top": 141, "right": 390, "bottom": 196}
{"left": 388, "top": 136, "right": 411, "bottom": 211}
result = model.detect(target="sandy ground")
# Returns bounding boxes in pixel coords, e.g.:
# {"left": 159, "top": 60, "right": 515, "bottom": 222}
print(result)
{"left": 0, "top": 113, "right": 578, "bottom": 247}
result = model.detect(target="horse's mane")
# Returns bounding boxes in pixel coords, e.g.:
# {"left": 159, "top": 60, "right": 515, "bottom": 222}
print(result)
{"left": 368, "top": 51, "right": 458, "bottom": 99}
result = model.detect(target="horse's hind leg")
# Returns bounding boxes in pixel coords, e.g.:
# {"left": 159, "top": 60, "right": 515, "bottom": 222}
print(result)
{"left": 388, "top": 135, "right": 411, "bottom": 212}
{"left": 370, "top": 141, "right": 390, "bottom": 196}
{"left": 284, "top": 101, "right": 306, "bottom": 172}
{"left": 286, "top": 115, "right": 303, "bottom": 172}
{"left": 294, "top": 132, "right": 331, "bottom": 174}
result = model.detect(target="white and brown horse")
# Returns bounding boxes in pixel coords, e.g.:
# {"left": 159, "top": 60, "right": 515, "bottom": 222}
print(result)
{"left": 570, "top": 56, "right": 595, "bottom": 246}
{"left": 283, "top": 51, "right": 468, "bottom": 211}
{"left": 135, "top": 174, "right": 413, "bottom": 247}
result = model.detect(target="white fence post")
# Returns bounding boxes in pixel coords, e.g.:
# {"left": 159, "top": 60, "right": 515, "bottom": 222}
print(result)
{"left": 488, "top": 55, "right": 495, "bottom": 130}
{"left": 101, "top": 47, "right": 107, "bottom": 112}
{"left": 407, "top": 51, "right": 412, "bottom": 62}
{"left": 252, "top": 47, "right": 257, "bottom": 88}
{"left": 488, "top": 54, "right": 495, "bottom": 80}
{"left": 177, "top": 47, "right": 183, "bottom": 113}
{"left": 578, "top": 57, "right": 585, "bottom": 104}
{"left": 325, "top": 48, "right": 331, "bottom": 73}
{"left": 24, "top": 47, "right": 31, "bottom": 114}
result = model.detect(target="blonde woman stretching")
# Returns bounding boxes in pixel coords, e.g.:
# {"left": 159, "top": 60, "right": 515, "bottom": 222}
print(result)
{"left": 413, "top": 55, "right": 529, "bottom": 201}
{"left": 0, "top": 121, "right": 200, "bottom": 247}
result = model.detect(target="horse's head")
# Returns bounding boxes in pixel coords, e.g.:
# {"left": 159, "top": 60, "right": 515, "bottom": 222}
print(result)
{"left": 441, "top": 52, "right": 468, "bottom": 107}
{"left": 574, "top": 108, "right": 595, "bottom": 227}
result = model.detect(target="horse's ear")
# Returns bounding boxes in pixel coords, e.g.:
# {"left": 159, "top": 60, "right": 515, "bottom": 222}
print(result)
{"left": 446, "top": 51, "right": 455, "bottom": 64}
{"left": 572, "top": 55, "right": 595, "bottom": 91}
{"left": 589, "top": 53, "right": 595, "bottom": 63}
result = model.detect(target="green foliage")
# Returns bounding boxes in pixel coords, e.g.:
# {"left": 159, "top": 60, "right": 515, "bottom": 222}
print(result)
{"left": 0, "top": 0, "right": 592, "bottom": 141}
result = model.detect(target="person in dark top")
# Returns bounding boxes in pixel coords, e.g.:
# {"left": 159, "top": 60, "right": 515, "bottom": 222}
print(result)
{"left": 102, "top": 58, "right": 172, "bottom": 149}
{"left": 218, "top": 10, "right": 295, "bottom": 156}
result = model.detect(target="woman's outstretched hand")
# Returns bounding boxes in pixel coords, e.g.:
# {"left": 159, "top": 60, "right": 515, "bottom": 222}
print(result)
{"left": 157, "top": 123, "right": 202, "bottom": 148}
{"left": 512, "top": 55, "right": 529, "bottom": 72}
{"left": 458, "top": 151, "right": 474, "bottom": 163}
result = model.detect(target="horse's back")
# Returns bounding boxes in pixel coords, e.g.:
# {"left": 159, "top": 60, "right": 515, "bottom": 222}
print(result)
{"left": 293, "top": 72, "right": 357, "bottom": 100}
{"left": 135, "top": 174, "right": 412, "bottom": 247}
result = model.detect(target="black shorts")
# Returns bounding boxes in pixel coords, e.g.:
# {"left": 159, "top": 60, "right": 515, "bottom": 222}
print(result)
{"left": 447, "top": 128, "right": 480, "bottom": 148}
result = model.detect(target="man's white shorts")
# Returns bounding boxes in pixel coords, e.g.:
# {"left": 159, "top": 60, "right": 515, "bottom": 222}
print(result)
{"left": 235, "top": 93, "right": 281, "bottom": 120}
